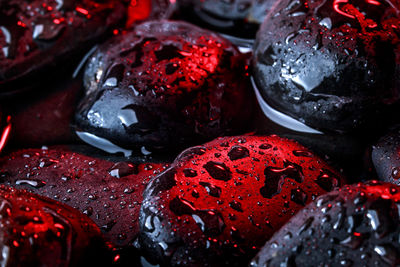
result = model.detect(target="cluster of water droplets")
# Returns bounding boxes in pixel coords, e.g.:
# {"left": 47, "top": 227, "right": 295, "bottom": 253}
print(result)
{"left": 139, "top": 136, "right": 344, "bottom": 266}
{"left": 0, "top": 0, "right": 117, "bottom": 60}
{"left": 251, "top": 182, "right": 400, "bottom": 266}
{"left": 0, "top": 147, "right": 170, "bottom": 248}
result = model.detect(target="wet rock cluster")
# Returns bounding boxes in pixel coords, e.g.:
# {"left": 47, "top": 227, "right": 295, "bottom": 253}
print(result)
{"left": 1, "top": 0, "right": 400, "bottom": 266}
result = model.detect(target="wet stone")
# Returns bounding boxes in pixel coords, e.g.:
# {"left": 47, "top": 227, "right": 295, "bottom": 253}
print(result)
{"left": 252, "top": 0, "right": 400, "bottom": 134}
{"left": 0, "top": 146, "right": 169, "bottom": 247}
{"left": 252, "top": 182, "right": 400, "bottom": 267}
{"left": 0, "top": 0, "right": 126, "bottom": 97}
{"left": 139, "top": 135, "right": 344, "bottom": 266}
{"left": 0, "top": 185, "right": 109, "bottom": 266}
{"left": 75, "top": 20, "right": 253, "bottom": 155}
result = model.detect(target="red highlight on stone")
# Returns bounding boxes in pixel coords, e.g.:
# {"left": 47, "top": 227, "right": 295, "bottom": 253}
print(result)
{"left": 0, "top": 116, "right": 11, "bottom": 153}
{"left": 126, "top": 0, "right": 152, "bottom": 27}
{"left": 75, "top": 7, "right": 89, "bottom": 16}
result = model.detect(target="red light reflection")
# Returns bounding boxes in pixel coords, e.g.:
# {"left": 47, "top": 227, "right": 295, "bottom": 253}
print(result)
{"left": 0, "top": 115, "right": 11, "bottom": 153}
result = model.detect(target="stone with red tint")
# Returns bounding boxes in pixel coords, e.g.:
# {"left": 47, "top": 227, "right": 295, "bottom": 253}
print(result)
{"left": 0, "top": 0, "right": 126, "bottom": 97}
{"left": 0, "top": 146, "right": 170, "bottom": 246}
{"left": 138, "top": 135, "right": 345, "bottom": 266}
{"left": 0, "top": 185, "right": 109, "bottom": 266}
{"left": 75, "top": 20, "right": 254, "bottom": 154}
{"left": 253, "top": 0, "right": 400, "bottom": 133}
{"left": 126, "top": 0, "right": 172, "bottom": 28}
{"left": 251, "top": 181, "right": 400, "bottom": 266}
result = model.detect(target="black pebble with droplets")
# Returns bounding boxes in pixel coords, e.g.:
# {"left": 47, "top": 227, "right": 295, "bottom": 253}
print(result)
{"left": 253, "top": 0, "right": 400, "bottom": 134}
{"left": 75, "top": 20, "right": 254, "bottom": 153}
{"left": 251, "top": 182, "right": 400, "bottom": 266}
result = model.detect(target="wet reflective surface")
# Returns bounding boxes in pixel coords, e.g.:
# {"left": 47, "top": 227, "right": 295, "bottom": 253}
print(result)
{"left": 0, "top": 185, "right": 108, "bottom": 266}
{"left": 138, "top": 135, "right": 345, "bottom": 266}
{"left": 0, "top": 0, "right": 125, "bottom": 97}
{"left": 253, "top": 0, "right": 400, "bottom": 133}
{"left": 76, "top": 20, "right": 253, "bottom": 154}
{"left": 0, "top": 146, "right": 170, "bottom": 247}
{"left": 251, "top": 181, "right": 400, "bottom": 267}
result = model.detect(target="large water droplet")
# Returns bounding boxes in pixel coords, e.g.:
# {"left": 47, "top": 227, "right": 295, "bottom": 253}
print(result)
{"left": 261, "top": 161, "right": 304, "bottom": 198}
{"left": 229, "top": 200, "right": 243, "bottom": 212}
{"left": 32, "top": 22, "right": 65, "bottom": 41}
{"left": 15, "top": 179, "right": 46, "bottom": 188}
{"left": 203, "top": 161, "right": 232, "bottom": 181}
{"left": 228, "top": 145, "right": 250, "bottom": 161}
{"left": 169, "top": 196, "right": 225, "bottom": 237}
{"left": 108, "top": 162, "right": 138, "bottom": 178}
{"left": 315, "top": 169, "right": 339, "bottom": 191}
{"left": 366, "top": 210, "right": 380, "bottom": 231}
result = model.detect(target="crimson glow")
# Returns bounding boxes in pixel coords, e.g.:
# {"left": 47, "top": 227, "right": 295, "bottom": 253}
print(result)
{"left": 126, "top": 0, "right": 152, "bottom": 28}
{"left": 75, "top": 7, "right": 89, "bottom": 15}
{"left": 0, "top": 116, "right": 11, "bottom": 153}
{"left": 333, "top": 0, "right": 355, "bottom": 18}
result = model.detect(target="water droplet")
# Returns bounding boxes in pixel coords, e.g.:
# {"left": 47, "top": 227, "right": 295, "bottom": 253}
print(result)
{"left": 292, "top": 150, "right": 313, "bottom": 157}
{"left": 374, "top": 244, "right": 399, "bottom": 265}
{"left": 392, "top": 167, "right": 400, "bottom": 180}
{"left": 32, "top": 22, "right": 65, "bottom": 41}
{"left": 228, "top": 145, "right": 250, "bottom": 161}
{"left": 83, "top": 206, "right": 93, "bottom": 216}
{"left": 315, "top": 169, "right": 339, "bottom": 191}
{"left": 229, "top": 200, "right": 243, "bottom": 212}
{"left": 169, "top": 196, "right": 225, "bottom": 237}
{"left": 101, "top": 220, "right": 116, "bottom": 232}
{"left": 192, "top": 189, "right": 200, "bottom": 198}
{"left": 203, "top": 161, "right": 232, "bottom": 181}
{"left": 15, "top": 179, "right": 46, "bottom": 188}
{"left": 261, "top": 161, "right": 304, "bottom": 198}
{"left": 124, "top": 187, "right": 135, "bottom": 194}
{"left": 290, "top": 188, "right": 308, "bottom": 205}
{"left": 199, "top": 182, "right": 221, "bottom": 197}
{"left": 108, "top": 162, "right": 138, "bottom": 178}
{"left": 340, "top": 234, "right": 363, "bottom": 249}
{"left": 366, "top": 210, "right": 380, "bottom": 231}
{"left": 183, "top": 168, "right": 198, "bottom": 178}
{"left": 298, "top": 217, "right": 313, "bottom": 235}
{"left": 259, "top": 143, "right": 272, "bottom": 149}
{"left": 319, "top": 17, "right": 332, "bottom": 29}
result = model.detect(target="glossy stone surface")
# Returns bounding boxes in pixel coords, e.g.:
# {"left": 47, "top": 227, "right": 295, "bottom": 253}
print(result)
{"left": 0, "top": 185, "right": 109, "bottom": 266}
{"left": 0, "top": 146, "right": 170, "bottom": 246}
{"left": 138, "top": 135, "right": 345, "bottom": 266}
{"left": 251, "top": 181, "right": 400, "bottom": 266}
{"left": 75, "top": 20, "right": 254, "bottom": 153}
{"left": 253, "top": 0, "right": 400, "bottom": 133}
{"left": 0, "top": 0, "right": 126, "bottom": 97}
